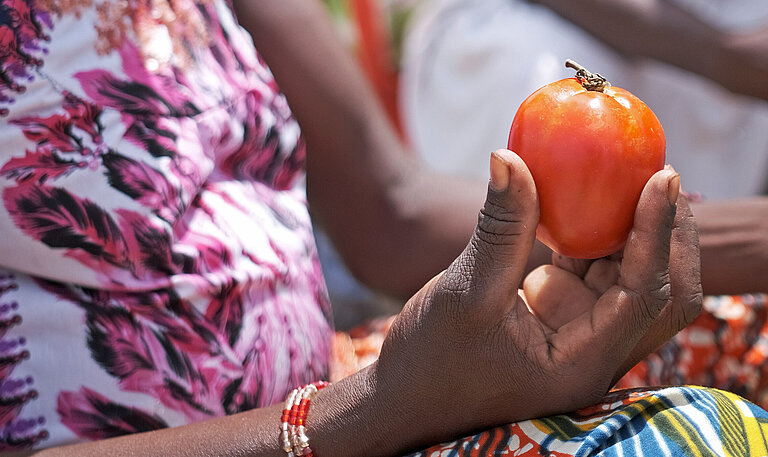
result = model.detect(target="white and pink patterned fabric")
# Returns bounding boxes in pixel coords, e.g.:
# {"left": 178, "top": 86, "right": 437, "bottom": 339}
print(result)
{"left": 0, "top": 0, "right": 332, "bottom": 450}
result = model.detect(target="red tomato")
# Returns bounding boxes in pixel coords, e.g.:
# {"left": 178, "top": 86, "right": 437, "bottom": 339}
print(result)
{"left": 508, "top": 63, "right": 665, "bottom": 259}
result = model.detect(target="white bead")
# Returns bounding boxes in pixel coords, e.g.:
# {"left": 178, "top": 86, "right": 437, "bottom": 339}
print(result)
{"left": 298, "top": 434, "right": 310, "bottom": 447}
{"left": 284, "top": 390, "right": 298, "bottom": 410}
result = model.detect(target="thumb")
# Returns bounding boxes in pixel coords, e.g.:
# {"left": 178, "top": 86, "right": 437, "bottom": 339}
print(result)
{"left": 439, "top": 149, "right": 539, "bottom": 312}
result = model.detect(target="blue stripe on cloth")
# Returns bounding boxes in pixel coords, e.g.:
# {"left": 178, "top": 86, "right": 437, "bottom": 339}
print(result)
{"left": 409, "top": 386, "right": 768, "bottom": 456}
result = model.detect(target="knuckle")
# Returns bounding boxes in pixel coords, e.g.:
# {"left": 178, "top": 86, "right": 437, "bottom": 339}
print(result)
{"left": 647, "top": 281, "right": 672, "bottom": 311}
{"left": 668, "top": 268, "right": 703, "bottom": 333}
{"left": 671, "top": 213, "right": 700, "bottom": 252}
{"left": 433, "top": 260, "right": 475, "bottom": 315}
{"left": 476, "top": 200, "right": 529, "bottom": 246}
{"left": 627, "top": 289, "right": 661, "bottom": 330}
{"left": 438, "top": 257, "right": 474, "bottom": 296}
{"left": 434, "top": 272, "right": 469, "bottom": 307}
{"left": 678, "top": 289, "right": 704, "bottom": 328}
{"left": 641, "top": 269, "right": 672, "bottom": 312}
{"left": 673, "top": 206, "right": 697, "bottom": 232}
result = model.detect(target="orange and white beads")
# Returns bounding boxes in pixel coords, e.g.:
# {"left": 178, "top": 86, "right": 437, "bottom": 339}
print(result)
{"left": 280, "top": 381, "right": 329, "bottom": 456}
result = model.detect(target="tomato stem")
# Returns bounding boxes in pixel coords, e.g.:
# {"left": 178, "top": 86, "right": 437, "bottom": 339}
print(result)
{"left": 566, "top": 59, "right": 610, "bottom": 92}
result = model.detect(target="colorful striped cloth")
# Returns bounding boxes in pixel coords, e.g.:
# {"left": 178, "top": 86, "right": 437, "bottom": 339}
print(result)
{"left": 408, "top": 386, "right": 768, "bottom": 456}
{"left": 333, "top": 294, "right": 768, "bottom": 455}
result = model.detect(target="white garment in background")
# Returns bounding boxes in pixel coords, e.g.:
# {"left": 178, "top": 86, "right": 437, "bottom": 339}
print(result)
{"left": 400, "top": 0, "right": 768, "bottom": 199}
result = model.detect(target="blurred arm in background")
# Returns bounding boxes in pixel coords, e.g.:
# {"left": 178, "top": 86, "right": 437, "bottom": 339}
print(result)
{"left": 235, "top": 0, "right": 551, "bottom": 299}
{"left": 531, "top": 0, "right": 768, "bottom": 101}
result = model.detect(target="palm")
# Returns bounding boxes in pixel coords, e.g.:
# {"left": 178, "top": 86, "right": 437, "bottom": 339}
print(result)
{"left": 375, "top": 151, "right": 701, "bottom": 452}
{"left": 520, "top": 193, "right": 700, "bottom": 384}
{"left": 524, "top": 261, "right": 613, "bottom": 332}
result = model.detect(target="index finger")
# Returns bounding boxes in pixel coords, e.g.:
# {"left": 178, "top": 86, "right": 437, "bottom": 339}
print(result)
{"left": 618, "top": 168, "right": 679, "bottom": 313}
{"left": 615, "top": 190, "right": 702, "bottom": 379}
{"left": 566, "top": 168, "right": 679, "bottom": 369}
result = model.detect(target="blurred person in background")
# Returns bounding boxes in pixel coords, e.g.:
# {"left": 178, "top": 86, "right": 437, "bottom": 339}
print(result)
{"left": 4, "top": 0, "right": 757, "bottom": 456}
{"left": 400, "top": 0, "right": 768, "bottom": 295}
{"left": 397, "top": 0, "right": 768, "bottom": 408}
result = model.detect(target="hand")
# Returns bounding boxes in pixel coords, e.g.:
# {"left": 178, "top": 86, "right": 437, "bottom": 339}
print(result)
{"left": 372, "top": 149, "right": 702, "bottom": 453}
{"left": 526, "top": 169, "right": 703, "bottom": 380}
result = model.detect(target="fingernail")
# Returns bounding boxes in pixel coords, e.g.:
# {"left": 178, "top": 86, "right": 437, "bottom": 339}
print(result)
{"left": 667, "top": 173, "right": 680, "bottom": 205}
{"left": 490, "top": 150, "right": 510, "bottom": 191}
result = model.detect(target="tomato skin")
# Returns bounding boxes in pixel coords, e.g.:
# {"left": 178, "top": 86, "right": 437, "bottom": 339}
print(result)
{"left": 508, "top": 77, "right": 666, "bottom": 259}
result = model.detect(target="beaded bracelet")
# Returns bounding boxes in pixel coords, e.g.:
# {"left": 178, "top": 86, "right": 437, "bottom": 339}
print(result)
{"left": 280, "top": 381, "right": 329, "bottom": 456}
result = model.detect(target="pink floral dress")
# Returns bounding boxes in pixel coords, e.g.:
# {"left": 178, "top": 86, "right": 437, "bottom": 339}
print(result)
{"left": 0, "top": 0, "right": 332, "bottom": 451}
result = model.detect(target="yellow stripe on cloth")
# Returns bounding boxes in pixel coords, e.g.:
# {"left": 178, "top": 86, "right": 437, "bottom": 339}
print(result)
{"left": 706, "top": 387, "right": 768, "bottom": 457}
{"left": 644, "top": 404, "right": 709, "bottom": 457}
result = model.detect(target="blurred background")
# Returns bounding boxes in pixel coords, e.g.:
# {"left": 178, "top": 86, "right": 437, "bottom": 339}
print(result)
{"left": 317, "top": 0, "right": 421, "bottom": 330}
{"left": 321, "top": 2, "right": 768, "bottom": 400}
{"left": 318, "top": 0, "right": 768, "bottom": 330}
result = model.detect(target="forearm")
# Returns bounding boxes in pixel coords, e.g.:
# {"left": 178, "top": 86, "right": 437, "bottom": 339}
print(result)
{"left": 377, "top": 169, "right": 553, "bottom": 295}
{"left": 692, "top": 197, "right": 768, "bottom": 295}
{"left": 27, "top": 366, "right": 416, "bottom": 457}
{"left": 531, "top": 0, "right": 768, "bottom": 100}
{"left": 232, "top": 0, "right": 492, "bottom": 297}
{"left": 29, "top": 405, "right": 285, "bottom": 457}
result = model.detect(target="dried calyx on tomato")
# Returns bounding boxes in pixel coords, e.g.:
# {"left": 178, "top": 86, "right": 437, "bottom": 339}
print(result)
{"left": 508, "top": 59, "right": 666, "bottom": 259}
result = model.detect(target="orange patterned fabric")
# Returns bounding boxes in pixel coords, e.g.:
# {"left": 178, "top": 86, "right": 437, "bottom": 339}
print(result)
{"left": 617, "top": 294, "right": 768, "bottom": 409}
{"left": 331, "top": 295, "right": 768, "bottom": 455}
{"left": 407, "top": 386, "right": 768, "bottom": 456}
{"left": 332, "top": 294, "right": 768, "bottom": 409}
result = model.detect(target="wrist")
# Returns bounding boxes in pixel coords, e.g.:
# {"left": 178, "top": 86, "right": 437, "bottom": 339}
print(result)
{"left": 308, "top": 362, "right": 421, "bottom": 457}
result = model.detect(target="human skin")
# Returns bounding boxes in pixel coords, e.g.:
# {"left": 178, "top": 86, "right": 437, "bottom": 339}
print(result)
{"left": 692, "top": 198, "right": 768, "bottom": 294}
{"left": 239, "top": 0, "right": 763, "bottom": 297}
{"left": 523, "top": 0, "right": 768, "bottom": 294}
{"left": 529, "top": 0, "right": 768, "bottom": 102}
{"left": 17, "top": 0, "right": 706, "bottom": 454}
{"left": 25, "top": 150, "right": 701, "bottom": 457}
{"left": 233, "top": 0, "right": 494, "bottom": 298}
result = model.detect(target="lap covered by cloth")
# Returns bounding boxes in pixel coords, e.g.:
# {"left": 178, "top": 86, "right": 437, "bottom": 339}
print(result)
{"left": 2, "top": 0, "right": 767, "bottom": 455}
{"left": 411, "top": 386, "right": 768, "bottom": 456}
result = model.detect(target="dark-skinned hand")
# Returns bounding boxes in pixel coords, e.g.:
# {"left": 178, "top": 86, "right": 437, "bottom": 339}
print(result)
{"left": 372, "top": 149, "right": 703, "bottom": 454}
